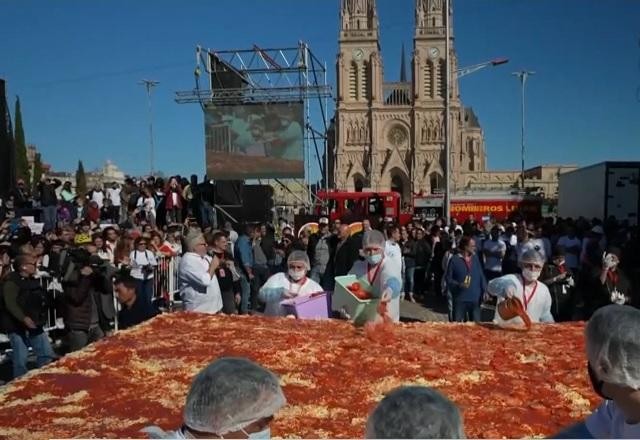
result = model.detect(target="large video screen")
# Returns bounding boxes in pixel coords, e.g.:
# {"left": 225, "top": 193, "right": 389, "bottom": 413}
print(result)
{"left": 205, "top": 101, "right": 304, "bottom": 180}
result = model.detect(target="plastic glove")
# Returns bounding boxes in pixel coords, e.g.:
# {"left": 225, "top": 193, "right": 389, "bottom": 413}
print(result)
{"left": 566, "top": 276, "right": 575, "bottom": 288}
{"left": 380, "top": 288, "right": 392, "bottom": 303}
{"left": 602, "top": 253, "right": 616, "bottom": 270}
{"left": 611, "top": 290, "right": 626, "bottom": 305}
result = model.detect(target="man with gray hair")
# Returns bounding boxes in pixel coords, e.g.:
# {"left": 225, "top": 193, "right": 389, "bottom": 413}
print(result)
{"left": 178, "top": 231, "right": 223, "bottom": 314}
{"left": 144, "top": 357, "right": 287, "bottom": 439}
{"left": 554, "top": 305, "right": 640, "bottom": 438}
{"left": 487, "top": 248, "right": 554, "bottom": 324}
{"left": 365, "top": 386, "right": 464, "bottom": 439}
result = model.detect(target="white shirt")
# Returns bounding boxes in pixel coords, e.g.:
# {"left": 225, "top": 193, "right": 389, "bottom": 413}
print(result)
{"left": 91, "top": 190, "right": 105, "bottom": 209}
{"left": 129, "top": 249, "right": 157, "bottom": 280}
{"left": 557, "top": 236, "right": 582, "bottom": 269}
{"left": 384, "top": 240, "right": 403, "bottom": 271}
{"left": 171, "top": 192, "right": 178, "bottom": 207}
{"left": 586, "top": 400, "right": 640, "bottom": 439}
{"left": 107, "top": 188, "right": 121, "bottom": 207}
{"left": 483, "top": 239, "right": 506, "bottom": 273}
{"left": 488, "top": 274, "right": 554, "bottom": 325}
{"left": 258, "top": 272, "right": 323, "bottom": 317}
{"left": 178, "top": 252, "right": 222, "bottom": 314}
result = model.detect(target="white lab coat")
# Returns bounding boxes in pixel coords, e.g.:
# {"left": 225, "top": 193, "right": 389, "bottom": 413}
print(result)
{"left": 586, "top": 400, "right": 640, "bottom": 439}
{"left": 258, "top": 272, "right": 323, "bottom": 317}
{"left": 384, "top": 240, "right": 403, "bottom": 271}
{"left": 178, "top": 252, "right": 223, "bottom": 314}
{"left": 488, "top": 274, "right": 554, "bottom": 325}
{"left": 349, "top": 258, "right": 402, "bottom": 322}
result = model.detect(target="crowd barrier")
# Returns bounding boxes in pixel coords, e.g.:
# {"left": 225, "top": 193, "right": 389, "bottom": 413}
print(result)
{"left": 0, "top": 255, "right": 183, "bottom": 359}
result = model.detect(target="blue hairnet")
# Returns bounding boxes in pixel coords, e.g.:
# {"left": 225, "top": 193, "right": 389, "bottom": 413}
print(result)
{"left": 365, "top": 386, "right": 465, "bottom": 439}
{"left": 586, "top": 305, "right": 640, "bottom": 389}
{"left": 519, "top": 249, "right": 545, "bottom": 265}
{"left": 183, "top": 357, "right": 286, "bottom": 435}
{"left": 363, "top": 230, "right": 386, "bottom": 249}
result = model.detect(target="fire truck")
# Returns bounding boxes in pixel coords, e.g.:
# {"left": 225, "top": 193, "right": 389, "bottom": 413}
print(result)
{"left": 297, "top": 190, "right": 541, "bottom": 227}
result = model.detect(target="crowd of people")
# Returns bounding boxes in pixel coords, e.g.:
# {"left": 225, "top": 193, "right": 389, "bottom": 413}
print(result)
{"left": 1, "top": 175, "right": 640, "bottom": 437}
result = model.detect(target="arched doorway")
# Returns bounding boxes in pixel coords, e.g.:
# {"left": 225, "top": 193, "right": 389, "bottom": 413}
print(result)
{"left": 389, "top": 167, "right": 411, "bottom": 209}
{"left": 353, "top": 173, "right": 366, "bottom": 192}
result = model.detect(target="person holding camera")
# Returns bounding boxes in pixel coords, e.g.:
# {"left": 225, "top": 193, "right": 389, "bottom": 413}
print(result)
{"left": 62, "top": 252, "right": 116, "bottom": 352}
{"left": 0, "top": 254, "right": 55, "bottom": 378}
{"left": 129, "top": 237, "right": 158, "bottom": 305}
{"left": 541, "top": 247, "right": 576, "bottom": 322}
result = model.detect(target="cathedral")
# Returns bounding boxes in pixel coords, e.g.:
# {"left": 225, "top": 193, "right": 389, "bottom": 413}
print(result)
{"left": 328, "top": 0, "right": 495, "bottom": 204}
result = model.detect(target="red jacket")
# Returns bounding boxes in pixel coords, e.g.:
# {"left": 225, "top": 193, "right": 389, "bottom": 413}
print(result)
{"left": 164, "top": 187, "right": 183, "bottom": 210}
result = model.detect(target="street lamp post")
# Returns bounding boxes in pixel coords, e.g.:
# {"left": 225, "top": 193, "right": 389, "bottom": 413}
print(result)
{"left": 139, "top": 79, "right": 159, "bottom": 177}
{"left": 512, "top": 70, "right": 535, "bottom": 190}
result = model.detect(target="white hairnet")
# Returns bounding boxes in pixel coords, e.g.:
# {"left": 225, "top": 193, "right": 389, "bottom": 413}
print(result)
{"left": 366, "top": 386, "right": 464, "bottom": 439}
{"left": 363, "top": 230, "right": 385, "bottom": 249}
{"left": 183, "top": 357, "right": 286, "bottom": 435}
{"left": 287, "top": 250, "right": 310, "bottom": 270}
{"left": 586, "top": 305, "right": 640, "bottom": 389}
{"left": 519, "top": 249, "right": 544, "bottom": 265}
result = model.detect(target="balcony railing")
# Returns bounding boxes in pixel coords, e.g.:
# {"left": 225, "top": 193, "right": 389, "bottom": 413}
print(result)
{"left": 383, "top": 82, "right": 412, "bottom": 106}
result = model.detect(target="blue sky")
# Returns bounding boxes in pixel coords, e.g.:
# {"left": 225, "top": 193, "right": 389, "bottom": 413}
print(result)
{"left": 1, "top": 0, "right": 639, "bottom": 181}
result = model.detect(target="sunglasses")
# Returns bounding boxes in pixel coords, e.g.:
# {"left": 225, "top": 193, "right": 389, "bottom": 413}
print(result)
{"left": 522, "top": 262, "right": 543, "bottom": 270}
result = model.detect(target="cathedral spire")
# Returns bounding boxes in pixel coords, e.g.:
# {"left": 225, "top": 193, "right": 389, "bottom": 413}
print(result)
{"left": 415, "top": 0, "right": 449, "bottom": 38}
{"left": 400, "top": 43, "right": 407, "bottom": 82}
{"left": 340, "top": 0, "right": 378, "bottom": 33}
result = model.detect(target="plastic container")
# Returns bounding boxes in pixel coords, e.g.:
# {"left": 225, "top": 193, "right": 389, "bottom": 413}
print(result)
{"left": 280, "top": 292, "right": 330, "bottom": 320}
{"left": 332, "top": 275, "right": 380, "bottom": 326}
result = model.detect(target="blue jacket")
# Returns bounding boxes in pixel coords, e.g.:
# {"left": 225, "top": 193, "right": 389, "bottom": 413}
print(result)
{"left": 234, "top": 234, "right": 254, "bottom": 275}
{"left": 445, "top": 253, "right": 487, "bottom": 303}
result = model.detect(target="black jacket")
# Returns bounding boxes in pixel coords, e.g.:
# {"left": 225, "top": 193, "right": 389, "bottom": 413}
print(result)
{"left": 63, "top": 269, "right": 115, "bottom": 332}
{"left": 118, "top": 297, "right": 158, "bottom": 329}
{"left": 541, "top": 264, "right": 575, "bottom": 321}
{"left": 38, "top": 179, "right": 61, "bottom": 207}
{"left": 327, "top": 235, "right": 360, "bottom": 279}
{"left": 0, "top": 272, "right": 49, "bottom": 333}
{"left": 415, "top": 239, "right": 433, "bottom": 268}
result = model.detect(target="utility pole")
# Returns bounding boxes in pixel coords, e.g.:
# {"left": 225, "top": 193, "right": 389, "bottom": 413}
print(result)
{"left": 512, "top": 70, "right": 534, "bottom": 190}
{"left": 139, "top": 79, "right": 159, "bottom": 177}
{"left": 444, "top": 0, "right": 451, "bottom": 222}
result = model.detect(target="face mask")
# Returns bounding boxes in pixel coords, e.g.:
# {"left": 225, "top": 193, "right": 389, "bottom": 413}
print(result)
{"left": 522, "top": 268, "right": 541, "bottom": 282}
{"left": 366, "top": 254, "right": 383, "bottom": 265}
{"left": 288, "top": 269, "right": 306, "bottom": 281}
{"left": 246, "top": 428, "right": 271, "bottom": 440}
{"left": 587, "top": 362, "right": 611, "bottom": 400}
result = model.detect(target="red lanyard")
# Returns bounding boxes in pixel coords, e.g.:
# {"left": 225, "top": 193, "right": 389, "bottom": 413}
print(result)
{"left": 463, "top": 255, "right": 472, "bottom": 272}
{"left": 368, "top": 260, "right": 384, "bottom": 284}
{"left": 607, "top": 270, "right": 619, "bottom": 286}
{"left": 520, "top": 276, "right": 538, "bottom": 310}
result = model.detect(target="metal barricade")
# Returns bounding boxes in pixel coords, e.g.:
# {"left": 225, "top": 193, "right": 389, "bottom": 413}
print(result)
{"left": 153, "top": 255, "right": 182, "bottom": 310}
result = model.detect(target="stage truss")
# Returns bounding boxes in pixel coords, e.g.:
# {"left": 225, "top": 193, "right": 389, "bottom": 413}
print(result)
{"left": 175, "top": 42, "right": 333, "bottom": 207}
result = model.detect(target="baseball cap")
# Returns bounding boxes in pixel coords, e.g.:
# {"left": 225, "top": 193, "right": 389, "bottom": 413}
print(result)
{"left": 318, "top": 217, "right": 329, "bottom": 225}
{"left": 591, "top": 225, "right": 604, "bottom": 235}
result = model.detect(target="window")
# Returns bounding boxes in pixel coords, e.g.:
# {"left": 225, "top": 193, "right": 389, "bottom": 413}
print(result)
{"left": 430, "top": 172, "right": 444, "bottom": 193}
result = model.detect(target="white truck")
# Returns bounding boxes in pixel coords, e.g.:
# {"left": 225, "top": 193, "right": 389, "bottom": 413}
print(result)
{"left": 558, "top": 161, "right": 640, "bottom": 225}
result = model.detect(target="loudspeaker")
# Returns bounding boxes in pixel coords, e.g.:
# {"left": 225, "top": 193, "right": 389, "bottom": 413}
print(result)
{"left": 215, "top": 180, "right": 243, "bottom": 206}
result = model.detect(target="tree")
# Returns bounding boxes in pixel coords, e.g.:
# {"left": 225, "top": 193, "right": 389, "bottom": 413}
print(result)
{"left": 76, "top": 160, "right": 87, "bottom": 196}
{"left": 14, "top": 96, "right": 30, "bottom": 183}
{"left": 31, "top": 153, "right": 43, "bottom": 192}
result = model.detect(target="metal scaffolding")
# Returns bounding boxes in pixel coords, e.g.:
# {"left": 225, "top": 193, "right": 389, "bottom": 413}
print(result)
{"left": 175, "top": 41, "right": 333, "bottom": 205}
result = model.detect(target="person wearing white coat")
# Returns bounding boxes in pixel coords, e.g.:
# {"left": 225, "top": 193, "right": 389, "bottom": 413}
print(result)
{"left": 350, "top": 230, "right": 403, "bottom": 323}
{"left": 178, "top": 232, "right": 223, "bottom": 314}
{"left": 487, "top": 249, "right": 554, "bottom": 325}
{"left": 553, "top": 305, "right": 640, "bottom": 439}
{"left": 259, "top": 251, "right": 322, "bottom": 317}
